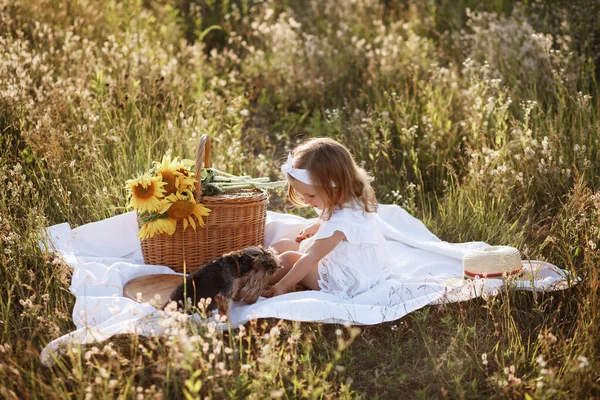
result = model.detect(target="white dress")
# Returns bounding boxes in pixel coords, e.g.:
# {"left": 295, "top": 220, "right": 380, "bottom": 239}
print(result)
{"left": 299, "top": 202, "right": 393, "bottom": 299}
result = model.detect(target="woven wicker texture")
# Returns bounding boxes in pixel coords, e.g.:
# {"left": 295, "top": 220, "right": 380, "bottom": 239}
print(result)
{"left": 140, "top": 135, "right": 268, "bottom": 273}
{"left": 463, "top": 245, "right": 522, "bottom": 278}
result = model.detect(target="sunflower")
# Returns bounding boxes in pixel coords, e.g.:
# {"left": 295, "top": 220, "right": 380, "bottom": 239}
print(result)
{"left": 159, "top": 191, "right": 211, "bottom": 230}
{"left": 171, "top": 158, "right": 198, "bottom": 190}
{"left": 153, "top": 155, "right": 181, "bottom": 196}
{"left": 154, "top": 155, "right": 197, "bottom": 195}
{"left": 138, "top": 217, "right": 177, "bottom": 240}
{"left": 126, "top": 175, "right": 166, "bottom": 213}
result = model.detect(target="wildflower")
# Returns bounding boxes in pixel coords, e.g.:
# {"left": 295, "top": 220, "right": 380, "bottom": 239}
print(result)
{"left": 240, "top": 364, "right": 252, "bottom": 372}
{"left": 481, "top": 353, "right": 488, "bottom": 366}
{"left": 535, "top": 355, "right": 546, "bottom": 367}
{"left": 536, "top": 380, "right": 544, "bottom": 389}
{"left": 577, "top": 356, "right": 589, "bottom": 369}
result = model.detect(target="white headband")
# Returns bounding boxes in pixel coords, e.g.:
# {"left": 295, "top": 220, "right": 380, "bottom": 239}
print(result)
{"left": 281, "top": 152, "right": 336, "bottom": 187}
{"left": 281, "top": 153, "right": 313, "bottom": 185}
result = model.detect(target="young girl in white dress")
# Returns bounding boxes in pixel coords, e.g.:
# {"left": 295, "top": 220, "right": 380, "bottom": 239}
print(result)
{"left": 265, "top": 137, "right": 393, "bottom": 299}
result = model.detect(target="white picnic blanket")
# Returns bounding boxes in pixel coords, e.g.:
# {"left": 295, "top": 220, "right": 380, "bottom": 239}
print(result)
{"left": 39, "top": 205, "right": 571, "bottom": 365}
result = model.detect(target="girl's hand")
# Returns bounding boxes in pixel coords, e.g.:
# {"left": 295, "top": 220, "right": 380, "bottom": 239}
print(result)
{"left": 263, "top": 283, "right": 288, "bottom": 298}
{"left": 296, "top": 223, "right": 320, "bottom": 243}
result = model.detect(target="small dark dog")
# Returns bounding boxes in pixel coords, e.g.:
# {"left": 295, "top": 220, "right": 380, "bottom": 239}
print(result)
{"left": 168, "top": 246, "right": 281, "bottom": 320}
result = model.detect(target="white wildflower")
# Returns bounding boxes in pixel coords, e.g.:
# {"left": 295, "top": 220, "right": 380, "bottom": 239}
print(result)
{"left": 577, "top": 356, "right": 589, "bottom": 369}
{"left": 535, "top": 355, "right": 546, "bottom": 367}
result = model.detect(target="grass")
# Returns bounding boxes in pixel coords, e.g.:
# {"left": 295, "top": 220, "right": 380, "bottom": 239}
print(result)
{"left": 1, "top": 0, "right": 599, "bottom": 398}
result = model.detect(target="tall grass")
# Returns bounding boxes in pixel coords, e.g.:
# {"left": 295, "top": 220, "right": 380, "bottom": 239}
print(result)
{"left": 1, "top": 0, "right": 598, "bottom": 397}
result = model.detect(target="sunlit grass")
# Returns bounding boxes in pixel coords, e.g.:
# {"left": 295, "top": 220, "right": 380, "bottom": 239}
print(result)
{"left": 1, "top": 0, "right": 598, "bottom": 398}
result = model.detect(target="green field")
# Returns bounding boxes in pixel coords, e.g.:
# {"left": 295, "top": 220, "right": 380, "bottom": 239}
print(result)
{"left": 1, "top": 0, "right": 598, "bottom": 398}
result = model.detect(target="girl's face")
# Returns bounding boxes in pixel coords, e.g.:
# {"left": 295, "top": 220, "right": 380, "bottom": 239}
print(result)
{"left": 290, "top": 179, "right": 326, "bottom": 210}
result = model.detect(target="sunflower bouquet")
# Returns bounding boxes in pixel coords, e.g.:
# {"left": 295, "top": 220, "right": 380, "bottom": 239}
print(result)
{"left": 126, "top": 155, "right": 211, "bottom": 240}
{"left": 125, "top": 135, "right": 277, "bottom": 272}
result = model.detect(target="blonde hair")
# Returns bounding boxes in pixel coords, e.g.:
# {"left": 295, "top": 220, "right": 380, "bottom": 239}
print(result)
{"left": 284, "top": 137, "right": 377, "bottom": 220}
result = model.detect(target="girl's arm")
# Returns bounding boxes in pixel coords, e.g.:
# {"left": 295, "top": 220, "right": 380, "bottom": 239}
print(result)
{"left": 275, "top": 230, "right": 345, "bottom": 293}
{"left": 296, "top": 219, "right": 321, "bottom": 242}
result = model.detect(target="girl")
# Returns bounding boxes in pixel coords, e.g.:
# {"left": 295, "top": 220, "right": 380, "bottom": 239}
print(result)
{"left": 265, "top": 137, "right": 393, "bottom": 299}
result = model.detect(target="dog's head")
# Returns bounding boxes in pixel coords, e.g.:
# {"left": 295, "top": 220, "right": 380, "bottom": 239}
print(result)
{"left": 243, "top": 246, "right": 281, "bottom": 274}
{"left": 233, "top": 246, "right": 281, "bottom": 304}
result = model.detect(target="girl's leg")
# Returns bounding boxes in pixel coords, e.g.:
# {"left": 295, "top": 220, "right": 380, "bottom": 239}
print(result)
{"left": 269, "top": 251, "right": 301, "bottom": 284}
{"left": 269, "top": 251, "right": 321, "bottom": 290}
{"left": 299, "top": 265, "right": 321, "bottom": 290}
{"left": 269, "top": 238, "right": 300, "bottom": 254}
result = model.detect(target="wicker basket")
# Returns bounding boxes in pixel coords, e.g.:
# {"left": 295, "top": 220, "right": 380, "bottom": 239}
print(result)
{"left": 139, "top": 135, "right": 268, "bottom": 273}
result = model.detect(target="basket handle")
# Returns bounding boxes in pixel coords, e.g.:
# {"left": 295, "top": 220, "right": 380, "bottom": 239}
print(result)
{"left": 194, "top": 134, "right": 211, "bottom": 201}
